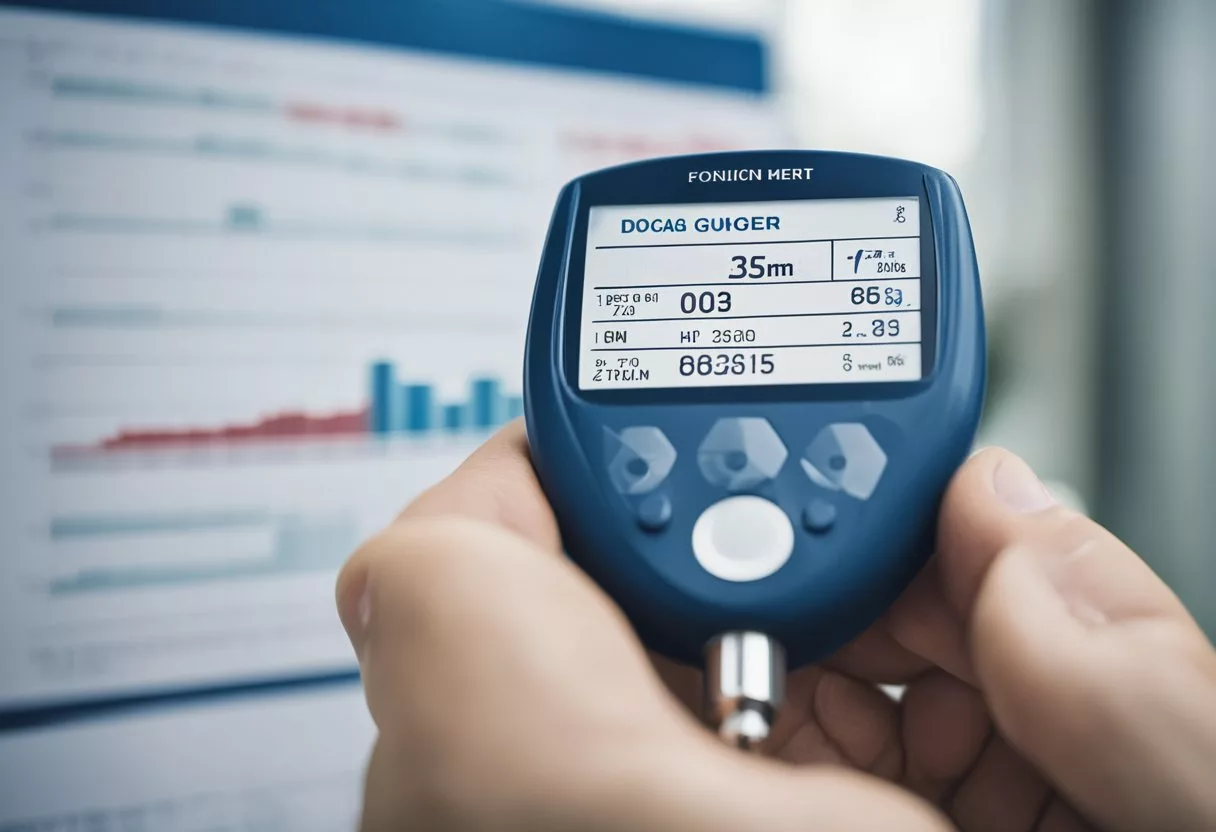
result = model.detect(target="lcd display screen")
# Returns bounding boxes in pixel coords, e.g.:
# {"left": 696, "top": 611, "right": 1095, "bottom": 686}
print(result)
{"left": 578, "top": 198, "right": 924, "bottom": 390}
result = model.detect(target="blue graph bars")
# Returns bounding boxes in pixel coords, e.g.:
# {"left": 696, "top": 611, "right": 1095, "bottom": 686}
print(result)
{"left": 370, "top": 361, "right": 396, "bottom": 434}
{"left": 403, "top": 384, "right": 433, "bottom": 432}
{"left": 442, "top": 403, "right": 466, "bottom": 432}
{"left": 368, "top": 361, "right": 520, "bottom": 437}
{"left": 471, "top": 378, "right": 499, "bottom": 429}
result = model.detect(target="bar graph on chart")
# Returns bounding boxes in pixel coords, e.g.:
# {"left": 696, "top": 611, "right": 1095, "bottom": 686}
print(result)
{"left": 368, "top": 362, "right": 522, "bottom": 436}
{"left": 51, "top": 362, "right": 523, "bottom": 470}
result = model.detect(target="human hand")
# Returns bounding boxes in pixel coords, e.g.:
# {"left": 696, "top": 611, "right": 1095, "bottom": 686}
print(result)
{"left": 336, "top": 422, "right": 1216, "bottom": 831}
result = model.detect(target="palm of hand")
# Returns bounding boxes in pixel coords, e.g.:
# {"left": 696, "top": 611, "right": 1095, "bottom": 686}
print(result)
{"left": 345, "top": 425, "right": 1216, "bottom": 832}
{"left": 595, "top": 572, "right": 1094, "bottom": 832}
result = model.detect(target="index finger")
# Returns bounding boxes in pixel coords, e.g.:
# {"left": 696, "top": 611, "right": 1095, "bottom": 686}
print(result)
{"left": 884, "top": 447, "right": 1195, "bottom": 685}
{"left": 879, "top": 449, "right": 1055, "bottom": 684}
{"left": 399, "top": 419, "right": 561, "bottom": 553}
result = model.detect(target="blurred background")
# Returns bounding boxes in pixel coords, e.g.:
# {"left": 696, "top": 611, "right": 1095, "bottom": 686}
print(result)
{"left": 0, "top": 0, "right": 1212, "bottom": 827}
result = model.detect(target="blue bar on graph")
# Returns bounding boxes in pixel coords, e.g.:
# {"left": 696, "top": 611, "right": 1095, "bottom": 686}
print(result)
{"left": 505, "top": 395, "right": 524, "bottom": 421}
{"left": 369, "top": 361, "right": 395, "bottom": 434}
{"left": 442, "top": 403, "right": 466, "bottom": 432}
{"left": 401, "top": 384, "right": 433, "bottom": 433}
{"left": 471, "top": 378, "right": 499, "bottom": 429}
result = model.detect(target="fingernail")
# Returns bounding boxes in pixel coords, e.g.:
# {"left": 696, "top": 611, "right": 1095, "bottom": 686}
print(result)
{"left": 993, "top": 456, "right": 1056, "bottom": 513}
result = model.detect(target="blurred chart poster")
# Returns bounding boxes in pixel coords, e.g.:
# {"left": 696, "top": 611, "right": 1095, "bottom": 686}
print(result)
{"left": 0, "top": 3, "right": 782, "bottom": 826}
{"left": 0, "top": 5, "right": 780, "bottom": 716}
{"left": 0, "top": 684, "right": 375, "bottom": 830}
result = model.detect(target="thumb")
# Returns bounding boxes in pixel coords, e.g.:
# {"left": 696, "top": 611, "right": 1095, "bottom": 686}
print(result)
{"left": 938, "top": 450, "right": 1216, "bottom": 832}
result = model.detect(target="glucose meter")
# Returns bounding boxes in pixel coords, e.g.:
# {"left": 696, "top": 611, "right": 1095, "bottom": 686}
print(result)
{"left": 524, "top": 151, "right": 984, "bottom": 748}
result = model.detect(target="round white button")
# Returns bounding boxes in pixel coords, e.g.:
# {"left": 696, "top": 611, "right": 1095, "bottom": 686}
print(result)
{"left": 692, "top": 496, "right": 794, "bottom": 582}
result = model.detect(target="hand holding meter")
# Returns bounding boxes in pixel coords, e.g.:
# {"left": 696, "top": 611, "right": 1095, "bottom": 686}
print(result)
{"left": 524, "top": 151, "right": 985, "bottom": 749}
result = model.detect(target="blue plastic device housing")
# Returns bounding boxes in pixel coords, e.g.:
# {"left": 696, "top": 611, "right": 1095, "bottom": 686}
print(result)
{"left": 524, "top": 151, "right": 985, "bottom": 668}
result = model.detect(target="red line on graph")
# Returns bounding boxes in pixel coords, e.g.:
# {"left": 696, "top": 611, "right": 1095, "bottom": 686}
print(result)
{"left": 285, "top": 102, "right": 403, "bottom": 131}
{"left": 55, "top": 406, "right": 370, "bottom": 456}
{"left": 560, "top": 132, "right": 736, "bottom": 157}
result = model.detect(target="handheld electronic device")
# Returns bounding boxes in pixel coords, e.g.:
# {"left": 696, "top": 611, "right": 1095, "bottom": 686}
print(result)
{"left": 524, "top": 151, "right": 985, "bottom": 748}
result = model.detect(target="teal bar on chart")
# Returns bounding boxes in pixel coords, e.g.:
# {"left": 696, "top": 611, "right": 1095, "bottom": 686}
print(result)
{"left": 402, "top": 384, "right": 433, "bottom": 433}
{"left": 442, "top": 403, "right": 466, "bottom": 432}
{"left": 505, "top": 395, "right": 524, "bottom": 421}
{"left": 369, "top": 361, "right": 396, "bottom": 434}
{"left": 471, "top": 377, "right": 499, "bottom": 429}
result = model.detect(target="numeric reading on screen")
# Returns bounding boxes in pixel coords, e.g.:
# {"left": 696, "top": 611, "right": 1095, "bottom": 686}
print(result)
{"left": 578, "top": 198, "right": 924, "bottom": 390}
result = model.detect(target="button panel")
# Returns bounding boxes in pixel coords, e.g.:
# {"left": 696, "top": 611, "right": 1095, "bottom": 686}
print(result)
{"left": 697, "top": 417, "right": 788, "bottom": 492}
{"left": 800, "top": 423, "right": 887, "bottom": 500}
{"left": 601, "top": 419, "right": 888, "bottom": 575}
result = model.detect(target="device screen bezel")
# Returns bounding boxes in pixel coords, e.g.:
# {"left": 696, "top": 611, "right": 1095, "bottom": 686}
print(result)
{"left": 561, "top": 158, "right": 939, "bottom": 405}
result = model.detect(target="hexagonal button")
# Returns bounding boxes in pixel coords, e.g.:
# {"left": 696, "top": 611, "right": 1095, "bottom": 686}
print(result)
{"left": 800, "top": 423, "right": 887, "bottom": 500}
{"left": 605, "top": 426, "right": 677, "bottom": 495}
{"left": 697, "top": 417, "right": 788, "bottom": 491}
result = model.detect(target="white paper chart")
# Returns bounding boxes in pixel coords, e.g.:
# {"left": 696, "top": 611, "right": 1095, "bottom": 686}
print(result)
{"left": 579, "top": 198, "right": 924, "bottom": 389}
{"left": 0, "top": 6, "right": 784, "bottom": 713}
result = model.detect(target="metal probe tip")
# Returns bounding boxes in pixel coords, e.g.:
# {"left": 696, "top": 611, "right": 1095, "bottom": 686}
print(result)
{"left": 704, "top": 631, "right": 786, "bottom": 752}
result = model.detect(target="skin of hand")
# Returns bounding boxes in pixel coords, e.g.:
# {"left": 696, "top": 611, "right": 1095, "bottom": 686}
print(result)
{"left": 336, "top": 422, "right": 1216, "bottom": 832}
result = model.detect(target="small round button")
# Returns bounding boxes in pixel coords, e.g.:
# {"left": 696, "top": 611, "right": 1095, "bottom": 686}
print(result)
{"left": 636, "top": 492, "right": 672, "bottom": 532}
{"left": 692, "top": 496, "right": 794, "bottom": 582}
{"left": 802, "top": 498, "right": 837, "bottom": 534}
